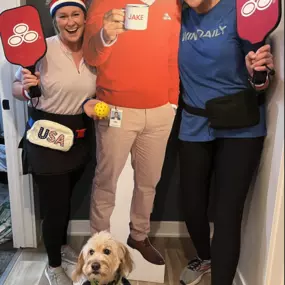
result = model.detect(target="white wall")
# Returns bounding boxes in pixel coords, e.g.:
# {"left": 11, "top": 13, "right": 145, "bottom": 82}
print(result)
{"left": 235, "top": 7, "right": 284, "bottom": 285}
{"left": 0, "top": 0, "right": 39, "bottom": 248}
{"left": 264, "top": 155, "right": 284, "bottom": 285}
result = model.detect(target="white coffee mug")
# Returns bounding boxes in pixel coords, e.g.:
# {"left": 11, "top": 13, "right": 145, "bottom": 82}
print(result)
{"left": 124, "top": 4, "right": 149, "bottom": 30}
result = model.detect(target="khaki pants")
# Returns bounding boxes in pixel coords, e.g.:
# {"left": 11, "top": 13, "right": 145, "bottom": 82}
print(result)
{"left": 90, "top": 103, "right": 175, "bottom": 240}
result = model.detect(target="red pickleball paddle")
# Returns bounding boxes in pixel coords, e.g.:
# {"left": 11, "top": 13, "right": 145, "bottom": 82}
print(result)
{"left": 236, "top": 0, "right": 282, "bottom": 84}
{"left": 0, "top": 5, "right": 47, "bottom": 98}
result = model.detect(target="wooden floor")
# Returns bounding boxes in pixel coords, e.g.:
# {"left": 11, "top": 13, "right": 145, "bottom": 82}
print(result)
{"left": 3, "top": 237, "right": 211, "bottom": 285}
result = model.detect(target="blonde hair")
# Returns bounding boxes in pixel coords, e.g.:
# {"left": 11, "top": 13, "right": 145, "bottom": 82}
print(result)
{"left": 52, "top": 18, "right": 60, "bottom": 35}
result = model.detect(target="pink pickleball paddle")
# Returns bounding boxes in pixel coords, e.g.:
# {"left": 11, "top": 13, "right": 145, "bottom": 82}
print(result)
{"left": 237, "top": 0, "right": 282, "bottom": 44}
{"left": 236, "top": 0, "right": 282, "bottom": 83}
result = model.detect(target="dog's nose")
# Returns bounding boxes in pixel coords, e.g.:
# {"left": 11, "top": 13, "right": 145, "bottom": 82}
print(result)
{"left": 92, "top": 262, "right": 101, "bottom": 271}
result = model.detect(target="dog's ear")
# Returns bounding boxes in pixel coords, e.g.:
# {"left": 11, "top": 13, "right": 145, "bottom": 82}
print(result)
{"left": 118, "top": 242, "right": 134, "bottom": 276}
{"left": 72, "top": 250, "right": 85, "bottom": 282}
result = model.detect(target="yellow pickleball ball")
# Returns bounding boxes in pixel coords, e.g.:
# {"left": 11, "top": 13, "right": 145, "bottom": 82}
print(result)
{"left": 94, "top": 102, "right": 110, "bottom": 118}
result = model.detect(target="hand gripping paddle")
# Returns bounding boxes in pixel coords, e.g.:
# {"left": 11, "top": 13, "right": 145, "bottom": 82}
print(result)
{"left": 236, "top": 0, "right": 282, "bottom": 84}
{"left": 0, "top": 5, "right": 47, "bottom": 98}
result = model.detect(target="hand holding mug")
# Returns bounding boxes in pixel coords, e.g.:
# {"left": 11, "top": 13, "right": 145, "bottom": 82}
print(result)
{"left": 102, "top": 4, "right": 150, "bottom": 43}
{"left": 102, "top": 9, "right": 126, "bottom": 44}
{"left": 124, "top": 4, "right": 149, "bottom": 30}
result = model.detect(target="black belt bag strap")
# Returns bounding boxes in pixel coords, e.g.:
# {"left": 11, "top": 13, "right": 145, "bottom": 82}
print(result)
{"left": 183, "top": 89, "right": 265, "bottom": 130}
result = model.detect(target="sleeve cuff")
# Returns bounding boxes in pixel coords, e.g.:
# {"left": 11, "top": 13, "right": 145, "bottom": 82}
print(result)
{"left": 81, "top": 98, "right": 92, "bottom": 112}
{"left": 100, "top": 28, "right": 118, "bottom": 47}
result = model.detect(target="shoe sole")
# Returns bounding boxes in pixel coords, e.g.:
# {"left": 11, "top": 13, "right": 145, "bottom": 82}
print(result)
{"left": 127, "top": 240, "right": 166, "bottom": 265}
{"left": 180, "top": 268, "right": 211, "bottom": 285}
{"left": 62, "top": 257, "right": 77, "bottom": 265}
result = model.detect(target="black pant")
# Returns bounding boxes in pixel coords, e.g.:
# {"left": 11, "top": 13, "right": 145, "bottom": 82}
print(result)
{"left": 179, "top": 137, "right": 264, "bottom": 285}
{"left": 33, "top": 167, "right": 84, "bottom": 267}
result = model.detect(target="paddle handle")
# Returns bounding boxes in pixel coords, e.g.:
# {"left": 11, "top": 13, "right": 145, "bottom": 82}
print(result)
{"left": 252, "top": 64, "right": 275, "bottom": 85}
{"left": 27, "top": 66, "right": 42, "bottom": 98}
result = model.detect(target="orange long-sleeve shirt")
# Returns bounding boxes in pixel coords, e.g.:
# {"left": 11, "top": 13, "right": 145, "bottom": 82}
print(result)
{"left": 83, "top": 0, "right": 181, "bottom": 109}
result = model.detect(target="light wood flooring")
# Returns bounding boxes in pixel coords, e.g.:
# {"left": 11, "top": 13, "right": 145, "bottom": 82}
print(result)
{"left": 3, "top": 237, "right": 211, "bottom": 285}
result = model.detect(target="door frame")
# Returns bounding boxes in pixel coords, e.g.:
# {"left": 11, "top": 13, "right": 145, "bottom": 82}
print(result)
{"left": 265, "top": 145, "right": 284, "bottom": 284}
{"left": 0, "top": 0, "right": 39, "bottom": 248}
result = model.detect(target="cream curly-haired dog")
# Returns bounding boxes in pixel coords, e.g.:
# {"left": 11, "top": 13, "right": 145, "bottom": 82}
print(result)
{"left": 72, "top": 231, "right": 133, "bottom": 285}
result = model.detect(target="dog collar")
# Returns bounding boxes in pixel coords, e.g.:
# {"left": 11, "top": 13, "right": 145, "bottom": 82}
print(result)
{"left": 87, "top": 268, "right": 131, "bottom": 285}
{"left": 88, "top": 277, "right": 130, "bottom": 285}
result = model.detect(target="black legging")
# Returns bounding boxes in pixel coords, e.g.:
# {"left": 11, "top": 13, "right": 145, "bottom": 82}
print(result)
{"left": 179, "top": 137, "right": 264, "bottom": 285}
{"left": 33, "top": 167, "right": 84, "bottom": 267}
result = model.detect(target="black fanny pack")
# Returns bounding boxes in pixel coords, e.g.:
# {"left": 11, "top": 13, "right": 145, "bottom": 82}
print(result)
{"left": 19, "top": 108, "right": 93, "bottom": 175}
{"left": 182, "top": 89, "right": 265, "bottom": 130}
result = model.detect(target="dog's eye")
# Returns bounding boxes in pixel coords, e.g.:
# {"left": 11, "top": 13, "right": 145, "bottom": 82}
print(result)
{"left": 103, "top": 248, "right": 111, "bottom": 255}
{"left": 89, "top": 249, "right": 95, "bottom": 255}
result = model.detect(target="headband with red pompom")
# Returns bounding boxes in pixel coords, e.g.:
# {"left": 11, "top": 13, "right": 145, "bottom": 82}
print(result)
{"left": 49, "top": 0, "right": 86, "bottom": 17}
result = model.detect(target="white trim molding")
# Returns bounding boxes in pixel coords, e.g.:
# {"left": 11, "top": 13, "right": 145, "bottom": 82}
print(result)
{"left": 264, "top": 146, "right": 284, "bottom": 285}
{"left": 67, "top": 220, "right": 214, "bottom": 238}
{"left": 67, "top": 221, "right": 189, "bottom": 237}
{"left": 0, "top": 0, "right": 38, "bottom": 248}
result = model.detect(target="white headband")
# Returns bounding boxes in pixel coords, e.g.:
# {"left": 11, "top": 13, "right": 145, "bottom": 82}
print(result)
{"left": 50, "top": 0, "right": 86, "bottom": 17}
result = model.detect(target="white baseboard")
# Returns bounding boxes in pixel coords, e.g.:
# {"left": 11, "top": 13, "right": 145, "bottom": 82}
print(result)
{"left": 150, "top": 221, "right": 190, "bottom": 237}
{"left": 67, "top": 220, "right": 214, "bottom": 238}
{"left": 67, "top": 220, "right": 190, "bottom": 237}
{"left": 234, "top": 268, "right": 247, "bottom": 285}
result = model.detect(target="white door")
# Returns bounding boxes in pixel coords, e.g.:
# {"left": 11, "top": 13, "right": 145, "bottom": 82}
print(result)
{"left": 0, "top": 0, "right": 39, "bottom": 248}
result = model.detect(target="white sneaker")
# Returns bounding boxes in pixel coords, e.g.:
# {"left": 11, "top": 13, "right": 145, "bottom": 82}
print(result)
{"left": 61, "top": 245, "right": 78, "bottom": 265}
{"left": 45, "top": 266, "right": 73, "bottom": 285}
{"left": 180, "top": 257, "right": 211, "bottom": 285}
{"left": 62, "top": 261, "right": 76, "bottom": 280}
